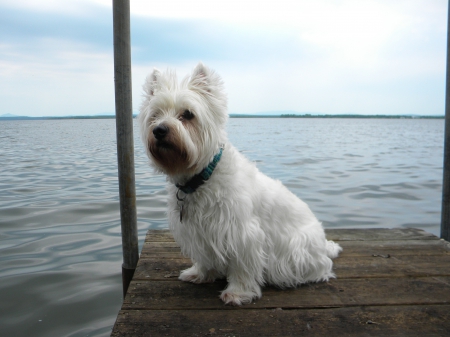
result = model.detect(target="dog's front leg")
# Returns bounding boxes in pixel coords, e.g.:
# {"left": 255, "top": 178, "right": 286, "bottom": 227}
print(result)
{"left": 220, "top": 258, "right": 263, "bottom": 306}
{"left": 179, "top": 262, "right": 219, "bottom": 284}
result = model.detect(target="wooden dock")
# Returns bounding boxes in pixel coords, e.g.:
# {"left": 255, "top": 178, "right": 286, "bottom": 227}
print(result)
{"left": 112, "top": 228, "right": 450, "bottom": 336}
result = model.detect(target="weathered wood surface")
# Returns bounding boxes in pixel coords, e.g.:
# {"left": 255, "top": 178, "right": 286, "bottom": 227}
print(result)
{"left": 112, "top": 228, "right": 450, "bottom": 336}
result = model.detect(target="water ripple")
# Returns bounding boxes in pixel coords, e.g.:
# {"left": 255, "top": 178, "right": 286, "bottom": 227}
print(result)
{"left": 0, "top": 118, "right": 444, "bottom": 336}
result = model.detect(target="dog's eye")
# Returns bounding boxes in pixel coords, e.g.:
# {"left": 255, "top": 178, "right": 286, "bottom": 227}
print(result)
{"left": 181, "top": 110, "right": 194, "bottom": 121}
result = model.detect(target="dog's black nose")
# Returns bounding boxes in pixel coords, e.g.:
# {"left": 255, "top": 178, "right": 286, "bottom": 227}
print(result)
{"left": 153, "top": 124, "right": 169, "bottom": 140}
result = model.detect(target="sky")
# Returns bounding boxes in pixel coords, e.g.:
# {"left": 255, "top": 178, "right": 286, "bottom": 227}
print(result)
{"left": 0, "top": 0, "right": 447, "bottom": 117}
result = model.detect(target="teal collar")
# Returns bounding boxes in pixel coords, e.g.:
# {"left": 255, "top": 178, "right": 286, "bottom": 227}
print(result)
{"left": 176, "top": 146, "right": 223, "bottom": 195}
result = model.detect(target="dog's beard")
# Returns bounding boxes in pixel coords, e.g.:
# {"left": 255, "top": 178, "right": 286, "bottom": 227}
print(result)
{"left": 147, "top": 129, "right": 199, "bottom": 176}
{"left": 148, "top": 141, "right": 188, "bottom": 175}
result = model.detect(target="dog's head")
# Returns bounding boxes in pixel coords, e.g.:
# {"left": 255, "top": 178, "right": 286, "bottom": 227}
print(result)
{"left": 138, "top": 63, "right": 228, "bottom": 177}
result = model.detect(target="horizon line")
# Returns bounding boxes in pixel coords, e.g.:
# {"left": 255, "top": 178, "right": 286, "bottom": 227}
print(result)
{"left": 0, "top": 113, "right": 444, "bottom": 120}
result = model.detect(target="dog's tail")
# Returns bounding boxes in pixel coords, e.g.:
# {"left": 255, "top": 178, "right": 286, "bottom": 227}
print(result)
{"left": 326, "top": 240, "right": 342, "bottom": 259}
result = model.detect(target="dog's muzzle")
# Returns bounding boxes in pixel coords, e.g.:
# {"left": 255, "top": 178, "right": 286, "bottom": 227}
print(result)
{"left": 153, "top": 124, "right": 169, "bottom": 140}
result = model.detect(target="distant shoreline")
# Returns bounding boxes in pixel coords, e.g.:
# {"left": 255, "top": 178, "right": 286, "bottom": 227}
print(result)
{"left": 0, "top": 114, "right": 444, "bottom": 120}
{"left": 231, "top": 114, "right": 444, "bottom": 119}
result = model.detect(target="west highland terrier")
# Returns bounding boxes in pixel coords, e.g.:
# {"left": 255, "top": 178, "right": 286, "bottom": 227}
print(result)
{"left": 138, "top": 63, "right": 342, "bottom": 305}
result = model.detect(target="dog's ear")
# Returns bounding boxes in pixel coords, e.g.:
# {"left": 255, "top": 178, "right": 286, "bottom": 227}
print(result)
{"left": 143, "top": 68, "right": 161, "bottom": 97}
{"left": 189, "top": 62, "right": 221, "bottom": 94}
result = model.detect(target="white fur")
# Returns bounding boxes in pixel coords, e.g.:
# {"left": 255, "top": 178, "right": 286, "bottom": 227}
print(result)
{"left": 139, "top": 62, "right": 342, "bottom": 305}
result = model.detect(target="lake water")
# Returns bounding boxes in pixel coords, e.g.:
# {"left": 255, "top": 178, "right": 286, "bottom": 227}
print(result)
{"left": 0, "top": 118, "right": 444, "bottom": 336}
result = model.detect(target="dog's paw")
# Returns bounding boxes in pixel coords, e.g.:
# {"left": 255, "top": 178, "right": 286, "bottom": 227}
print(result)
{"left": 179, "top": 265, "right": 216, "bottom": 284}
{"left": 220, "top": 289, "right": 256, "bottom": 306}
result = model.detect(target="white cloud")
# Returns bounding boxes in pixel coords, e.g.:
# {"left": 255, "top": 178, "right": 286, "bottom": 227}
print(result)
{"left": 0, "top": 39, "right": 115, "bottom": 116}
{"left": 126, "top": 0, "right": 446, "bottom": 80}
{"left": 0, "top": 0, "right": 95, "bottom": 14}
{"left": 0, "top": 0, "right": 446, "bottom": 116}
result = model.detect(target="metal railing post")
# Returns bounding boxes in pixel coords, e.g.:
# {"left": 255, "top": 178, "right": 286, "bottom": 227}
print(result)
{"left": 112, "top": 0, "right": 139, "bottom": 297}
{"left": 441, "top": 1, "right": 450, "bottom": 241}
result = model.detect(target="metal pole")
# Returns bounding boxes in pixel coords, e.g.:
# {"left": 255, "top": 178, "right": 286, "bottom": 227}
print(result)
{"left": 112, "top": 0, "right": 139, "bottom": 297}
{"left": 442, "top": 1, "right": 450, "bottom": 241}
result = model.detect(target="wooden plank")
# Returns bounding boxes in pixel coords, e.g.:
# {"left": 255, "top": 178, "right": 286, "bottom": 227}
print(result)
{"left": 334, "top": 255, "right": 450, "bottom": 278}
{"left": 139, "top": 239, "right": 450, "bottom": 258}
{"left": 144, "top": 228, "right": 439, "bottom": 242}
{"left": 122, "top": 277, "right": 450, "bottom": 310}
{"left": 133, "top": 254, "right": 450, "bottom": 281}
{"left": 142, "top": 241, "right": 180, "bottom": 249}
{"left": 144, "top": 230, "right": 172, "bottom": 242}
{"left": 338, "top": 239, "right": 450, "bottom": 257}
{"left": 133, "top": 258, "right": 190, "bottom": 280}
{"left": 112, "top": 305, "right": 450, "bottom": 337}
{"left": 145, "top": 228, "right": 439, "bottom": 243}
{"left": 142, "top": 238, "right": 450, "bottom": 251}
{"left": 325, "top": 228, "right": 437, "bottom": 241}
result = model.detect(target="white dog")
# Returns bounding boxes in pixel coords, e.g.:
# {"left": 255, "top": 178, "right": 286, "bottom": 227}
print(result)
{"left": 138, "top": 63, "right": 342, "bottom": 305}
